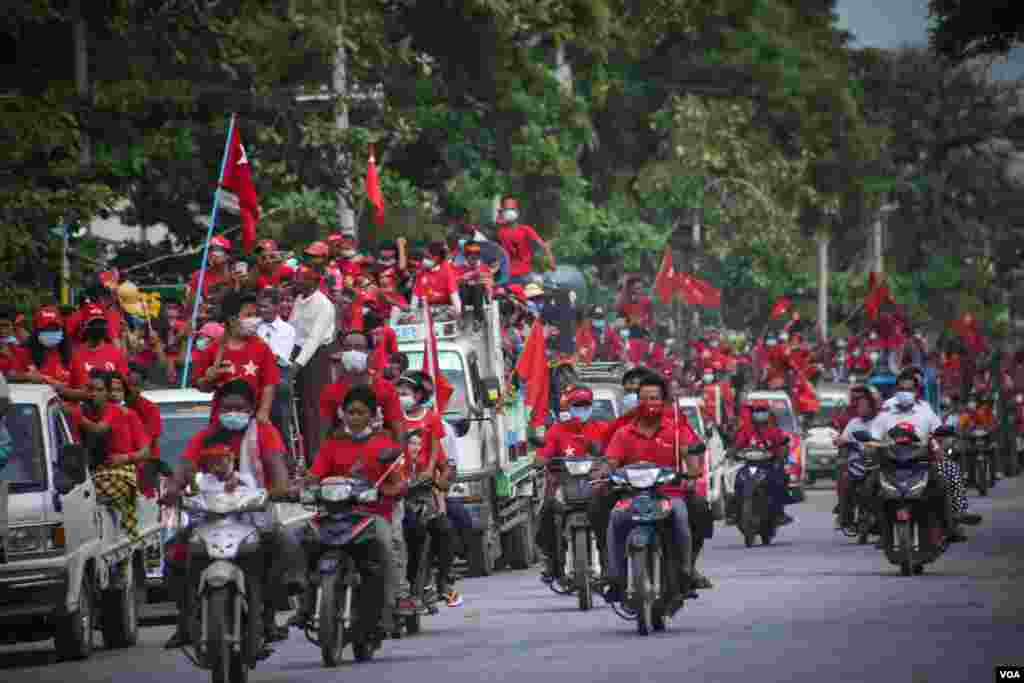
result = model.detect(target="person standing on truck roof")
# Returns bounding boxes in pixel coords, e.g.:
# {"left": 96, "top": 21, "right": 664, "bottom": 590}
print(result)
{"left": 496, "top": 197, "right": 556, "bottom": 285}
{"left": 64, "top": 304, "right": 130, "bottom": 404}
{"left": 411, "top": 241, "right": 463, "bottom": 316}
{"left": 288, "top": 265, "right": 337, "bottom": 461}
{"left": 319, "top": 329, "right": 403, "bottom": 443}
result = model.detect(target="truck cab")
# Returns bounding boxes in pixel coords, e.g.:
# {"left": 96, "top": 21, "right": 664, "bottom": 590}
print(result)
{"left": 397, "top": 303, "right": 541, "bottom": 576}
{"left": 0, "top": 384, "right": 160, "bottom": 659}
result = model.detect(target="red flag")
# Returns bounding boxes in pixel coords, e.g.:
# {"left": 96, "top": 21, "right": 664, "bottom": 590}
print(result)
{"left": 793, "top": 373, "right": 820, "bottom": 414}
{"left": 770, "top": 297, "right": 791, "bottom": 320}
{"left": 864, "top": 271, "right": 895, "bottom": 322}
{"left": 653, "top": 247, "right": 675, "bottom": 305}
{"left": 220, "top": 123, "right": 260, "bottom": 253}
{"left": 422, "top": 304, "right": 454, "bottom": 414}
{"left": 675, "top": 271, "right": 721, "bottom": 308}
{"left": 515, "top": 319, "right": 550, "bottom": 428}
{"left": 366, "top": 146, "right": 385, "bottom": 227}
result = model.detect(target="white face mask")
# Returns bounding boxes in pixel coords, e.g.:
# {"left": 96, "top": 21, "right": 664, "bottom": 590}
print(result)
{"left": 622, "top": 392, "right": 639, "bottom": 413}
{"left": 502, "top": 209, "right": 518, "bottom": 223}
{"left": 559, "top": 411, "right": 572, "bottom": 423}
{"left": 399, "top": 395, "right": 416, "bottom": 411}
{"left": 703, "top": 374, "right": 714, "bottom": 383}
{"left": 341, "top": 350, "right": 368, "bottom": 373}
{"left": 340, "top": 248, "right": 356, "bottom": 258}
{"left": 422, "top": 258, "right": 436, "bottom": 269}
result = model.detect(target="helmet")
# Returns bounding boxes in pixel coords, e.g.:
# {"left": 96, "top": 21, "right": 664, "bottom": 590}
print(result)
{"left": 565, "top": 387, "right": 594, "bottom": 407}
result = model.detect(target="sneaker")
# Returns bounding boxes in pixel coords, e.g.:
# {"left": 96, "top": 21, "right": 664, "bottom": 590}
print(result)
{"left": 444, "top": 590, "right": 463, "bottom": 607}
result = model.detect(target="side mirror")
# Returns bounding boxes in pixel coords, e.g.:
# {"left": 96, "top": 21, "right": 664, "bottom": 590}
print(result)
{"left": 933, "top": 425, "right": 956, "bottom": 438}
{"left": 687, "top": 443, "right": 707, "bottom": 456}
{"left": 379, "top": 447, "right": 402, "bottom": 465}
{"left": 480, "top": 376, "right": 501, "bottom": 409}
{"left": 59, "top": 444, "right": 87, "bottom": 487}
{"left": 446, "top": 416, "right": 471, "bottom": 438}
{"left": 852, "top": 430, "right": 872, "bottom": 443}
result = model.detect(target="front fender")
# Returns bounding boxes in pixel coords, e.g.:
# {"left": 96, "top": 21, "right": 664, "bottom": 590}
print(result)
{"left": 198, "top": 560, "right": 247, "bottom": 596}
{"left": 63, "top": 538, "right": 101, "bottom": 614}
{"left": 626, "top": 525, "right": 658, "bottom": 551}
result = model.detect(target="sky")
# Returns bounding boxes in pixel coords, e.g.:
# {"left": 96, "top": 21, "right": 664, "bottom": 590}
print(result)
{"left": 835, "top": 0, "right": 1024, "bottom": 81}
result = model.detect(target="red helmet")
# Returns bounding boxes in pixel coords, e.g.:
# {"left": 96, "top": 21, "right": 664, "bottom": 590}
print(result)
{"left": 566, "top": 387, "right": 593, "bottom": 407}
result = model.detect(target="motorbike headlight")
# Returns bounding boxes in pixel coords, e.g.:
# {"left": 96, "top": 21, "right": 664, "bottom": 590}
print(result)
{"left": 624, "top": 467, "right": 660, "bottom": 489}
{"left": 564, "top": 460, "right": 594, "bottom": 476}
{"left": 321, "top": 483, "right": 353, "bottom": 503}
{"left": 970, "top": 430, "right": 988, "bottom": 439}
{"left": 358, "top": 489, "right": 379, "bottom": 503}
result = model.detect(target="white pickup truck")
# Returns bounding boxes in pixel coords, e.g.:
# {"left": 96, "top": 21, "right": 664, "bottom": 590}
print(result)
{"left": 0, "top": 384, "right": 162, "bottom": 659}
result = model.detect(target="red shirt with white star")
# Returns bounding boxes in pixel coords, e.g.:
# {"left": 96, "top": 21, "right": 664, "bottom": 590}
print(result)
{"left": 413, "top": 263, "right": 458, "bottom": 305}
{"left": 69, "top": 342, "right": 130, "bottom": 389}
{"left": 536, "top": 419, "right": 610, "bottom": 463}
{"left": 190, "top": 336, "right": 280, "bottom": 422}
{"left": 606, "top": 415, "right": 701, "bottom": 499}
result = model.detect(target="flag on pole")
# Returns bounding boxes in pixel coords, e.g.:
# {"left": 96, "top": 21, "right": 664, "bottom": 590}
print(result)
{"left": 422, "top": 304, "right": 454, "bottom": 414}
{"left": 864, "top": 271, "right": 895, "bottom": 322}
{"left": 653, "top": 246, "right": 675, "bottom": 305}
{"left": 515, "top": 319, "right": 551, "bottom": 428}
{"left": 366, "top": 146, "right": 385, "bottom": 227}
{"left": 675, "top": 271, "right": 721, "bottom": 308}
{"left": 220, "top": 124, "right": 260, "bottom": 253}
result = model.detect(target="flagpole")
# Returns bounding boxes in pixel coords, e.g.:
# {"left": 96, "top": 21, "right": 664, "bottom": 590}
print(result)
{"left": 180, "top": 113, "right": 237, "bottom": 389}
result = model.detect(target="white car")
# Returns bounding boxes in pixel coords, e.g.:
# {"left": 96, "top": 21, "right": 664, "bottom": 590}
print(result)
{"left": 804, "top": 388, "right": 849, "bottom": 484}
{"left": 676, "top": 397, "right": 728, "bottom": 520}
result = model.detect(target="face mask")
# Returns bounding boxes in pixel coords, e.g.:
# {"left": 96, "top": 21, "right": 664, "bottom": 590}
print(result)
{"left": 895, "top": 391, "right": 916, "bottom": 409}
{"left": 458, "top": 239, "right": 467, "bottom": 249}
{"left": 623, "top": 392, "right": 639, "bottom": 413}
{"left": 219, "top": 411, "right": 251, "bottom": 431}
{"left": 126, "top": 314, "right": 145, "bottom": 329}
{"left": 638, "top": 403, "right": 662, "bottom": 420}
{"left": 341, "top": 350, "right": 368, "bottom": 373}
{"left": 703, "top": 374, "right": 714, "bottom": 383}
{"left": 378, "top": 257, "right": 396, "bottom": 267}
{"left": 710, "top": 341, "right": 719, "bottom": 348}
{"left": 422, "top": 397, "right": 435, "bottom": 409}
{"left": 752, "top": 411, "right": 770, "bottom": 423}
{"left": 339, "top": 413, "right": 373, "bottom": 441}
{"left": 400, "top": 395, "right": 416, "bottom": 411}
{"left": 503, "top": 209, "right": 518, "bottom": 223}
{"left": 570, "top": 406, "right": 592, "bottom": 423}
{"left": 39, "top": 331, "right": 64, "bottom": 348}
{"left": 340, "top": 249, "right": 356, "bottom": 258}
{"left": 559, "top": 411, "right": 572, "bottom": 423}
{"left": 0, "top": 336, "right": 16, "bottom": 345}
{"left": 766, "top": 339, "right": 777, "bottom": 347}
{"left": 779, "top": 335, "right": 789, "bottom": 343}
{"left": 422, "top": 258, "right": 436, "bottom": 269}
{"left": 869, "top": 333, "right": 878, "bottom": 340}
{"left": 239, "top": 317, "right": 261, "bottom": 337}
{"left": 196, "top": 337, "right": 211, "bottom": 351}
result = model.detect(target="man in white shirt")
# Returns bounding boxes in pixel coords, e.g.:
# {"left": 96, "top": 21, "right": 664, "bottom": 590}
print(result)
{"left": 258, "top": 289, "right": 297, "bottom": 462}
{"left": 288, "top": 266, "right": 337, "bottom": 462}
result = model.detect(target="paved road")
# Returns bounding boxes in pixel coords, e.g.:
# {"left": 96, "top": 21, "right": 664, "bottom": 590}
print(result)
{"left": 3, "top": 477, "right": 1023, "bottom": 683}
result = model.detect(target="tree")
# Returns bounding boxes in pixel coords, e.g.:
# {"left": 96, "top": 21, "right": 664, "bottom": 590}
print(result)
{"left": 929, "top": 0, "right": 1024, "bottom": 63}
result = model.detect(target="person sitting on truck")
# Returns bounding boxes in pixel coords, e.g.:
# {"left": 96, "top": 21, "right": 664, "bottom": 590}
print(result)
{"left": 320, "top": 329, "right": 403, "bottom": 442}
{"left": 453, "top": 241, "right": 494, "bottom": 330}
{"left": 69, "top": 370, "right": 152, "bottom": 539}
{"left": 160, "top": 379, "right": 299, "bottom": 649}
{"left": 22, "top": 305, "right": 73, "bottom": 391}
{"left": 122, "top": 363, "right": 164, "bottom": 498}
{"left": 288, "top": 385, "right": 400, "bottom": 644}
{"left": 534, "top": 387, "right": 609, "bottom": 583}
{"left": 64, "top": 304, "right": 130, "bottom": 403}
{"left": 410, "top": 241, "right": 462, "bottom": 317}
{"left": 0, "top": 307, "right": 32, "bottom": 383}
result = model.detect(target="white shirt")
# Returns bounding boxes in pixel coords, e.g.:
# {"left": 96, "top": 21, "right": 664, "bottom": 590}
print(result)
{"left": 256, "top": 317, "right": 296, "bottom": 367}
{"left": 288, "top": 289, "right": 336, "bottom": 368}
{"left": 871, "top": 402, "right": 941, "bottom": 442}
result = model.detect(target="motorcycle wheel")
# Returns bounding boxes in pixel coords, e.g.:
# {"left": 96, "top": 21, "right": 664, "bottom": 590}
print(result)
{"left": 760, "top": 520, "right": 776, "bottom": 545}
{"left": 630, "top": 551, "right": 652, "bottom": 636}
{"left": 352, "top": 640, "right": 375, "bottom": 662}
{"left": 319, "top": 577, "right": 346, "bottom": 667}
{"left": 895, "top": 521, "right": 913, "bottom": 577}
{"left": 741, "top": 495, "right": 756, "bottom": 548}
{"left": 205, "top": 588, "right": 232, "bottom": 683}
{"left": 976, "top": 459, "right": 989, "bottom": 497}
{"left": 574, "top": 531, "right": 592, "bottom": 611}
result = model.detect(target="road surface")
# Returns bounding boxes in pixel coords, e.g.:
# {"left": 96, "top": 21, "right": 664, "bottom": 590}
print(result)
{"left": 3, "top": 477, "right": 1022, "bottom": 683}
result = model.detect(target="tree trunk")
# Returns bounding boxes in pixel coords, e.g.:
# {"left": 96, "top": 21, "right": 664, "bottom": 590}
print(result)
{"left": 818, "top": 232, "right": 829, "bottom": 343}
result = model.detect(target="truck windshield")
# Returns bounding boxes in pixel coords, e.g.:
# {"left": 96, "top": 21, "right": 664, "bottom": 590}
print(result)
{"left": 155, "top": 402, "right": 211, "bottom": 470}
{"left": 0, "top": 404, "right": 45, "bottom": 492}
{"left": 591, "top": 399, "right": 616, "bottom": 422}
{"left": 404, "top": 351, "right": 469, "bottom": 415}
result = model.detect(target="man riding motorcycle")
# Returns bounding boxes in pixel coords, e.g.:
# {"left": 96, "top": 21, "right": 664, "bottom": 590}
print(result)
{"left": 872, "top": 367, "right": 981, "bottom": 541}
{"left": 729, "top": 400, "right": 793, "bottom": 527}
{"left": 600, "top": 373, "right": 701, "bottom": 604}
{"left": 534, "top": 387, "right": 609, "bottom": 583}
{"left": 834, "top": 385, "right": 881, "bottom": 529}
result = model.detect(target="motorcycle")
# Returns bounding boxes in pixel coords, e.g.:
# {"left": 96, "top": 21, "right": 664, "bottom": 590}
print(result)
{"left": 958, "top": 426, "right": 996, "bottom": 496}
{"left": 838, "top": 444, "right": 881, "bottom": 545}
{"left": 402, "top": 475, "right": 443, "bottom": 634}
{"left": 179, "top": 487, "right": 272, "bottom": 683}
{"left": 545, "top": 455, "right": 603, "bottom": 611}
{"left": 607, "top": 444, "right": 706, "bottom": 636}
{"left": 734, "top": 438, "right": 789, "bottom": 548}
{"left": 852, "top": 426, "right": 953, "bottom": 576}
{"left": 300, "top": 477, "right": 383, "bottom": 667}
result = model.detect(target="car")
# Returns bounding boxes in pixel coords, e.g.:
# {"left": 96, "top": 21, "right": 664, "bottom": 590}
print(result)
{"left": 803, "top": 387, "right": 850, "bottom": 483}
{"left": 676, "top": 396, "right": 728, "bottom": 520}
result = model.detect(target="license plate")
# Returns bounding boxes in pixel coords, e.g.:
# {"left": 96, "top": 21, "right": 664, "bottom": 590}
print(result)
{"left": 896, "top": 509, "right": 911, "bottom": 521}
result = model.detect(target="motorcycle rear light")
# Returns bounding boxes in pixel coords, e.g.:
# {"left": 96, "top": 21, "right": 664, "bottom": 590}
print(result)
{"left": 166, "top": 543, "right": 189, "bottom": 564}
{"left": 895, "top": 509, "right": 911, "bottom": 521}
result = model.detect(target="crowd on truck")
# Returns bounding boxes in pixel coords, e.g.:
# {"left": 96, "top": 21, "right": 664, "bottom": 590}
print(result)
{"left": 3, "top": 194, "right": 1022, "bottom": 674}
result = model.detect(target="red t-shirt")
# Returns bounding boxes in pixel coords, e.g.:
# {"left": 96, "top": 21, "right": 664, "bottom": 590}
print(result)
{"left": 66, "top": 305, "right": 123, "bottom": 342}
{"left": 308, "top": 434, "right": 400, "bottom": 520}
{"left": 127, "top": 395, "right": 163, "bottom": 459}
{"left": 497, "top": 224, "right": 542, "bottom": 277}
{"left": 319, "top": 376, "right": 403, "bottom": 427}
{"left": 399, "top": 411, "right": 447, "bottom": 478}
{"left": 617, "top": 296, "right": 653, "bottom": 328}
{"left": 190, "top": 337, "right": 281, "bottom": 421}
{"left": 69, "top": 403, "right": 151, "bottom": 461}
{"left": 537, "top": 420, "right": 609, "bottom": 463}
{"left": 188, "top": 268, "right": 232, "bottom": 301}
{"left": 69, "top": 342, "right": 130, "bottom": 389}
{"left": 33, "top": 349, "right": 71, "bottom": 385}
{"left": 369, "top": 325, "right": 399, "bottom": 374}
{"left": 413, "top": 264, "right": 458, "bottom": 304}
{"left": 0, "top": 345, "right": 31, "bottom": 378}
{"left": 181, "top": 422, "right": 285, "bottom": 488}
{"left": 606, "top": 417, "right": 700, "bottom": 498}
{"left": 254, "top": 264, "right": 295, "bottom": 289}
{"left": 332, "top": 259, "right": 364, "bottom": 290}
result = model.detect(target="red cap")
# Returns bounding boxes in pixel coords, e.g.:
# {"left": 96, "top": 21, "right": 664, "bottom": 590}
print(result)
{"left": 566, "top": 387, "right": 593, "bottom": 406}
{"left": 305, "top": 241, "right": 329, "bottom": 257}
{"left": 210, "top": 235, "right": 232, "bottom": 250}
{"left": 501, "top": 197, "right": 518, "bottom": 210}
{"left": 33, "top": 306, "right": 62, "bottom": 331}
{"left": 82, "top": 303, "right": 106, "bottom": 323}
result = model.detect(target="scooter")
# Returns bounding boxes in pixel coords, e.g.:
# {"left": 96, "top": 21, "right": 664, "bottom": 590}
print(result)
{"left": 300, "top": 477, "right": 383, "bottom": 667}
{"left": 179, "top": 487, "right": 272, "bottom": 683}
{"left": 734, "top": 438, "right": 789, "bottom": 548}
{"left": 852, "top": 426, "right": 952, "bottom": 576}
{"left": 607, "top": 444, "right": 706, "bottom": 636}
{"left": 545, "top": 455, "right": 603, "bottom": 611}
{"left": 959, "top": 426, "right": 996, "bottom": 496}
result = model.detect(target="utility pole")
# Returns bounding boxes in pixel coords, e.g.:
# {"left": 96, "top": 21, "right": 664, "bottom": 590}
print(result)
{"left": 333, "top": 0, "right": 355, "bottom": 235}
{"left": 72, "top": 0, "right": 90, "bottom": 168}
{"left": 817, "top": 232, "right": 829, "bottom": 343}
